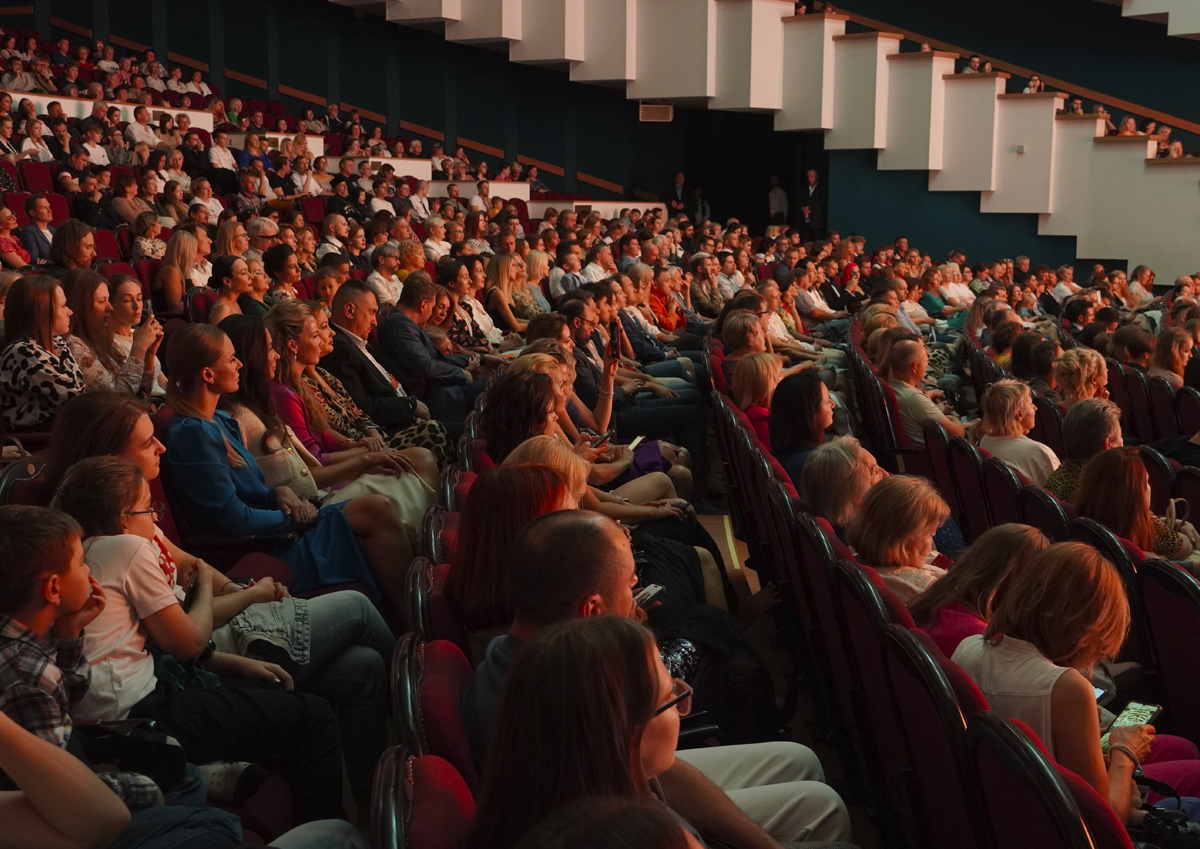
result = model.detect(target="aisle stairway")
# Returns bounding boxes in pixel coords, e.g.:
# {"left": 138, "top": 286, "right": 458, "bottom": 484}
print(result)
{"left": 364, "top": 0, "right": 1200, "bottom": 278}
{"left": 1094, "top": 0, "right": 1200, "bottom": 40}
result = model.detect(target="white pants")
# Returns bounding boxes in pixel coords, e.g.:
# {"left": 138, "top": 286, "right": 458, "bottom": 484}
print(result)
{"left": 676, "top": 742, "right": 852, "bottom": 844}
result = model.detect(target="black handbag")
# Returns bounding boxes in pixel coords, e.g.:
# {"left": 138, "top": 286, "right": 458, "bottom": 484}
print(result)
{"left": 74, "top": 719, "right": 187, "bottom": 792}
{"left": 1128, "top": 772, "right": 1200, "bottom": 848}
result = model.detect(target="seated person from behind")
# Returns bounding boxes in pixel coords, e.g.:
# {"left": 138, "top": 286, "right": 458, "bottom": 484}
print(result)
{"left": 462, "top": 511, "right": 852, "bottom": 849}
{"left": 886, "top": 338, "right": 968, "bottom": 445}
{"left": 846, "top": 474, "right": 950, "bottom": 603}
{"left": 1043, "top": 398, "right": 1122, "bottom": 502}
{"left": 1147, "top": 326, "right": 1192, "bottom": 390}
{"left": 908, "top": 523, "right": 1049, "bottom": 658}
{"left": 770, "top": 371, "right": 836, "bottom": 485}
{"left": 732, "top": 352, "right": 782, "bottom": 445}
{"left": 976, "top": 379, "right": 1060, "bottom": 486}
{"left": 799, "top": 437, "right": 887, "bottom": 538}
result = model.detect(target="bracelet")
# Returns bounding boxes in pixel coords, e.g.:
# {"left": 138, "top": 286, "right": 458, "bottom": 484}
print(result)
{"left": 598, "top": 391, "right": 614, "bottom": 399}
{"left": 614, "top": 495, "right": 630, "bottom": 504}
{"left": 1110, "top": 744, "right": 1141, "bottom": 772}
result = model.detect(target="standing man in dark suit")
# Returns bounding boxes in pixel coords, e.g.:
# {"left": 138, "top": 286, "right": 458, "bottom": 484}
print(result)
{"left": 321, "top": 280, "right": 432, "bottom": 432}
{"left": 375, "top": 273, "right": 491, "bottom": 423}
{"left": 800, "top": 169, "right": 827, "bottom": 241}
{"left": 663, "top": 171, "right": 689, "bottom": 218}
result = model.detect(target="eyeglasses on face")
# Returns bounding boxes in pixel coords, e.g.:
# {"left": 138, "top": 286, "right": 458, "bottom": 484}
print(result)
{"left": 655, "top": 678, "right": 693, "bottom": 717}
{"left": 127, "top": 501, "right": 166, "bottom": 519}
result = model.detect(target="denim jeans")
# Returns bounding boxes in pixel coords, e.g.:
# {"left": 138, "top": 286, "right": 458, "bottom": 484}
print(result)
{"left": 269, "top": 819, "right": 371, "bottom": 848}
{"left": 249, "top": 591, "right": 393, "bottom": 819}
{"left": 644, "top": 359, "right": 694, "bottom": 385}
{"left": 112, "top": 765, "right": 243, "bottom": 849}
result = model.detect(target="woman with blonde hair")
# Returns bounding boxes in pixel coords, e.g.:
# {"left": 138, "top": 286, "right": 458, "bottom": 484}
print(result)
{"left": 909, "top": 524, "right": 1049, "bottom": 657}
{"left": 484, "top": 252, "right": 541, "bottom": 333}
{"left": 732, "top": 352, "right": 782, "bottom": 445}
{"left": 153, "top": 228, "right": 198, "bottom": 312}
{"left": 1053, "top": 346, "right": 1108, "bottom": 411}
{"left": 294, "top": 225, "right": 318, "bottom": 275}
{"left": 861, "top": 311, "right": 897, "bottom": 348}
{"left": 846, "top": 474, "right": 950, "bottom": 602}
{"left": 1147, "top": 325, "right": 1192, "bottom": 389}
{"left": 524, "top": 250, "right": 553, "bottom": 297}
{"left": 799, "top": 436, "right": 886, "bottom": 532}
{"left": 213, "top": 218, "right": 249, "bottom": 259}
{"left": 977, "top": 379, "right": 1060, "bottom": 485}
{"left": 953, "top": 542, "right": 1200, "bottom": 821}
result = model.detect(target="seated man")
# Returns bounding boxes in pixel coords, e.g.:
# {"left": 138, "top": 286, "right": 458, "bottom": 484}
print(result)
{"left": 18, "top": 196, "right": 57, "bottom": 264}
{"left": 321, "top": 280, "right": 443, "bottom": 440}
{"left": 55, "top": 145, "right": 90, "bottom": 193}
{"left": 375, "top": 273, "right": 490, "bottom": 422}
{"left": 886, "top": 338, "right": 968, "bottom": 445}
{"left": 462, "top": 510, "right": 852, "bottom": 847}
{"left": 0, "top": 506, "right": 243, "bottom": 848}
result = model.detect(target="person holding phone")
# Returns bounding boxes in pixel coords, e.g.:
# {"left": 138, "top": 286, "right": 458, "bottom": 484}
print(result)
{"left": 954, "top": 543, "right": 1200, "bottom": 823}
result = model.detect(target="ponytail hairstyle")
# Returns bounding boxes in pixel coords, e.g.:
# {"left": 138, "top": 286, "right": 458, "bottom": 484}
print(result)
{"left": 263, "top": 298, "right": 331, "bottom": 433}
{"left": 164, "top": 322, "right": 245, "bottom": 467}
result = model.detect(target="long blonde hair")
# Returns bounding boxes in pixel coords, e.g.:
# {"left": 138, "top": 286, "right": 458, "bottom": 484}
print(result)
{"left": 846, "top": 475, "right": 949, "bottom": 570}
{"left": 214, "top": 220, "right": 242, "bottom": 258}
{"left": 263, "top": 299, "right": 331, "bottom": 433}
{"left": 732, "top": 352, "right": 782, "bottom": 411}
{"left": 163, "top": 229, "right": 198, "bottom": 276}
{"left": 502, "top": 434, "right": 589, "bottom": 500}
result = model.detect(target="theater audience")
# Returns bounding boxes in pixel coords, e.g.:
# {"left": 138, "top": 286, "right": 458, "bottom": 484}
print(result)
{"left": 732, "top": 352, "right": 781, "bottom": 445}
{"left": 1073, "top": 447, "right": 1194, "bottom": 559}
{"left": 954, "top": 542, "right": 1200, "bottom": 821}
{"left": 1148, "top": 325, "right": 1192, "bottom": 389}
{"left": 800, "top": 437, "right": 886, "bottom": 533}
{"left": 846, "top": 475, "right": 949, "bottom": 603}
{"left": 977, "top": 380, "right": 1060, "bottom": 485}
{"left": 1054, "top": 347, "right": 1108, "bottom": 411}
{"left": 909, "top": 523, "right": 1050, "bottom": 657}
{"left": 0, "top": 274, "right": 83, "bottom": 431}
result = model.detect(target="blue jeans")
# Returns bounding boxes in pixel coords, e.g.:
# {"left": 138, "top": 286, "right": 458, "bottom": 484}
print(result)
{"left": 112, "top": 765, "right": 243, "bottom": 849}
{"left": 249, "top": 591, "right": 393, "bottom": 819}
{"left": 269, "top": 820, "right": 371, "bottom": 848}
{"left": 644, "top": 359, "right": 695, "bottom": 386}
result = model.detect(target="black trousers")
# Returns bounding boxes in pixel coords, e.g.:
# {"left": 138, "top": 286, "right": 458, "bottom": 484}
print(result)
{"left": 130, "top": 678, "right": 345, "bottom": 823}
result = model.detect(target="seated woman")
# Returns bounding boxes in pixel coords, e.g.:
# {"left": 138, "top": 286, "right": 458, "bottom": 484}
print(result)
{"left": 1112, "top": 324, "right": 1154, "bottom": 371}
{"left": 304, "top": 301, "right": 453, "bottom": 464}
{"left": 800, "top": 437, "right": 887, "bottom": 537}
{"left": 846, "top": 475, "right": 950, "bottom": 603}
{"left": 63, "top": 269, "right": 163, "bottom": 396}
{"left": 484, "top": 252, "right": 541, "bottom": 334}
{"left": 264, "top": 243, "right": 302, "bottom": 302}
{"left": 917, "top": 267, "right": 968, "bottom": 332}
{"left": 509, "top": 344, "right": 691, "bottom": 500}
{"left": 208, "top": 254, "right": 252, "bottom": 325}
{"left": 954, "top": 542, "right": 1200, "bottom": 822}
{"left": 153, "top": 228, "right": 207, "bottom": 313}
{"left": 0, "top": 204, "right": 30, "bottom": 269}
{"left": 50, "top": 455, "right": 351, "bottom": 825}
{"left": 108, "top": 273, "right": 168, "bottom": 395}
{"left": 988, "top": 320, "right": 1021, "bottom": 372}
{"left": 162, "top": 321, "right": 415, "bottom": 615}
{"left": 1012, "top": 334, "right": 1063, "bottom": 405}
{"left": 909, "top": 523, "right": 1050, "bottom": 657}
{"left": 1054, "top": 347, "right": 1108, "bottom": 411}
{"left": 977, "top": 379, "right": 1060, "bottom": 485}
{"left": 1147, "top": 325, "right": 1192, "bottom": 389}
{"left": 512, "top": 798, "right": 702, "bottom": 849}
{"left": 732, "top": 352, "right": 782, "bottom": 445}
{"left": 238, "top": 256, "right": 273, "bottom": 317}
{"left": 129, "top": 211, "right": 166, "bottom": 261}
{"left": 109, "top": 173, "right": 154, "bottom": 226}
{"left": 1074, "top": 447, "right": 1195, "bottom": 560}
{"left": 1043, "top": 398, "right": 1122, "bottom": 502}
{"left": 439, "top": 258, "right": 496, "bottom": 353}
{"left": 467, "top": 616, "right": 851, "bottom": 849}
{"left": 0, "top": 275, "right": 84, "bottom": 431}
{"left": 770, "top": 371, "right": 835, "bottom": 485}
{"left": 263, "top": 302, "right": 439, "bottom": 527}
{"left": 720, "top": 310, "right": 811, "bottom": 391}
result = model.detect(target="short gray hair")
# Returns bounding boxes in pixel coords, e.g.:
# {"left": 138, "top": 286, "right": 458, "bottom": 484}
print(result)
{"left": 1061, "top": 398, "right": 1122, "bottom": 462}
{"left": 247, "top": 217, "right": 278, "bottom": 238}
{"left": 425, "top": 215, "right": 445, "bottom": 230}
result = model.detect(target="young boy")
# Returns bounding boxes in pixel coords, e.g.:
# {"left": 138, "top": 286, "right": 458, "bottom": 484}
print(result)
{"left": 0, "top": 505, "right": 242, "bottom": 849}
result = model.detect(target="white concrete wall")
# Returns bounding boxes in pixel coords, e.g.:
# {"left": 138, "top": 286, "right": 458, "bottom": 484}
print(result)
{"left": 877, "top": 52, "right": 954, "bottom": 171}
{"left": 1038, "top": 116, "right": 1107, "bottom": 238}
{"left": 979, "top": 94, "right": 1064, "bottom": 214}
{"left": 825, "top": 33, "right": 899, "bottom": 150}
{"left": 774, "top": 14, "right": 844, "bottom": 131}
{"left": 511, "top": 0, "right": 585, "bottom": 63}
{"left": 711, "top": 0, "right": 790, "bottom": 112}
{"left": 445, "top": 0, "right": 522, "bottom": 41}
{"left": 570, "top": 0, "right": 636, "bottom": 82}
{"left": 386, "top": 0, "right": 461, "bottom": 23}
{"left": 928, "top": 75, "right": 1006, "bottom": 192}
{"left": 627, "top": 0, "right": 716, "bottom": 101}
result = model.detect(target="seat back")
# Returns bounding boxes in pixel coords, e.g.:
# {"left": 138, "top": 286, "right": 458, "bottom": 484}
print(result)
{"left": 1176, "top": 465, "right": 1200, "bottom": 515}
{"left": 93, "top": 227, "right": 121, "bottom": 261}
{"left": 923, "top": 418, "right": 960, "bottom": 519}
{"left": 300, "top": 195, "right": 327, "bottom": 224}
{"left": 45, "top": 192, "right": 69, "bottom": 226}
{"left": 427, "top": 563, "right": 470, "bottom": 658}
{"left": 1124, "top": 367, "right": 1156, "bottom": 442}
{"left": 963, "top": 712, "right": 1105, "bottom": 849}
{"left": 1018, "top": 485, "right": 1070, "bottom": 541}
{"left": 1176, "top": 386, "right": 1200, "bottom": 436}
{"left": 416, "top": 639, "right": 479, "bottom": 792}
{"left": 1148, "top": 376, "right": 1181, "bottom": 439}
{"left": 17, "top": 160, "right": 52, "bottom": 192}
{"left": 882, "top": 625, "right": 979, "bottom": 849}
{"left": 371, "top": 745, "right": 474, "bottom": 849}
{"left": 1135, "top": 559, "right": 1200, "bottom": 745}
{"left": 1029, "top": 392, "right": 1065, "bottom": 457}
{"left": 981, "top": 457, "right": 1023, "bottom": 527}
{"left": 132, "top": 259, "right": 162, "bottom": 300}
{"left": 1106, "top": 359, "right": 1132, "bottom": 437}
{"left": 947, "top": 437, "right": 989, "bottom": 542}
{"left": 183, "top": 285, "right": 218, "bottom": 324}
{"left": 0, "top": 455, "right": 50, "bottom": 506}
{"left": 1069, "top": 518, "right": 1154, "bottom": 672}
{"left": 1137, "top": 444, "right": 1176, "bottom": 516}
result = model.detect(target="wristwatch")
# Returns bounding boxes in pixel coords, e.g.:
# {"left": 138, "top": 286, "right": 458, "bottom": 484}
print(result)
{"left": 199, "top": 639, "right": 216, "bottom": 663}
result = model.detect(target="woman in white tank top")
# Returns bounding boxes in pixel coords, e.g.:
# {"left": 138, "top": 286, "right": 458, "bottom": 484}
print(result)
{"left": 953, "top": 542, "right": 1200, "bottom": 825}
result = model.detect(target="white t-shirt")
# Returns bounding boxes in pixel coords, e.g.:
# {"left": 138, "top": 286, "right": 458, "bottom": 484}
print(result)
{"left": 83, "top": 141, "right": 110, "bottom": 166}
{"left": 423, "top": 238, "right": 449, "bottom": 261}
{"left": 979, "top": 433, "right": 1060, "bottom": 486}
{"left": 369, "top": 197, "right": 393, "bottom": 215}
{"left": 795, "top": 287, "right": 831, "bottom": 317}
{"left": 469, "top": 194, "right": 488, "bottom": 211}
{"left": 78, "top": 534, "right": 180, "bottom": 721}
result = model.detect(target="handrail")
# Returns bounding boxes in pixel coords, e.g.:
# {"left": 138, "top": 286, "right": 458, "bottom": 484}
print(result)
{"left": 837, "top": 9, "right": 1200, "bottom": 138}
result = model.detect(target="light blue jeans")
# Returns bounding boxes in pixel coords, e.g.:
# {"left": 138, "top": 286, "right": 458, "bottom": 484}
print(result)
{"left": 112, "top": 765, "right": 243, "bottom": 849}
{"left": 270, "top": 819, "right": 371, "bottom": 848}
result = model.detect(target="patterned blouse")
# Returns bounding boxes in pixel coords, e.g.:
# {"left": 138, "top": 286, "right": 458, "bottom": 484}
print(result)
{"left": 448, "top": 305, "right": 489, "bottom": 350}
{"left": 0, "top": 232, "right": 30, "bottom": 266}
{"left": 302, "top": 367, "right": 453, "bottom": 465}
{"left": 0, "top": 337, "right": 85, "bottom": 431}
{"left": 64, "top": 336, "right": 151, "bottom": 396}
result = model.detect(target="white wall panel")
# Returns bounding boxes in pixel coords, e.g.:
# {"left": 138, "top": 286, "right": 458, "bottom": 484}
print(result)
{"left": 511, "top": 0, "right": 585, "bottom": 63}
{"left": 710, "top": 0, "right": 790, "bottom": 111}
{"left": 774, "top": 14, "right": 844, "bottom": 131}
{"left": 1038, "top": 116, "right": 1107, "bottom": 237}
{"left": 979, "top": 94, "right": 1064, "bottom": 214}
{"left": 626, "top": 0, "right": 716, "bottom": 101}
{"left": 877, "top": 52, "right": 955, "bottom": 171}
{"left": 445, "top": 0, "right": 521, "bottom": 41}
{"left": 570, "top": 0, "right": 636, "bottom": 81}
{"left": 386, "top": 0, "right": 461, "bottom": 23}
{"left": 825, "top": 33, "right": 899, "bottom": 150}
{"left": 928, "top": 75, "right": 1006, "bottom": 192}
